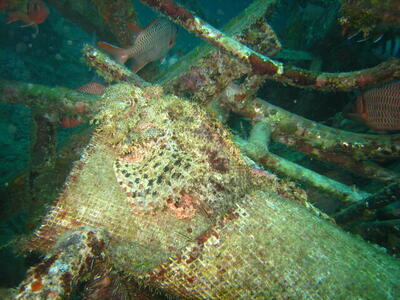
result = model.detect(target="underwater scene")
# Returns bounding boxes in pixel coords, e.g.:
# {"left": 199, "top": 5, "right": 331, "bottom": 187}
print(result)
{"left": 0, "top": 0, "right": 399, "bottom": 299}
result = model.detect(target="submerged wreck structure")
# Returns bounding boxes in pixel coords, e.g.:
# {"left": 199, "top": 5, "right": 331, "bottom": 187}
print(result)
{"left": 1, "top": 0, "right": 400, "bottom": 299}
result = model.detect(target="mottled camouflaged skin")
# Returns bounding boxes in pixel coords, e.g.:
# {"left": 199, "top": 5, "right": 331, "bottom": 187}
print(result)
{"left": 102, "top": 84, "right": 255, "bottom": 218}
{"left": 114, "top": 136, "right": 196, "bottom": 212}
{"left": 27, "top": 84, "right": 259, "bottom": 252}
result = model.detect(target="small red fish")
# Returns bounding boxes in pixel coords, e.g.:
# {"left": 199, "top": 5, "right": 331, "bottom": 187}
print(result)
{"left": 6, "top": 0, "right": 49, "bottom": 26}
{"left": 98, "top": 18, "right": 177, "bottom": 72}
{"left": 61, "top": 116, "right": 82, "bottom": 128}
{"left": 345, "top": 81, "right": 400, "bottom": 131}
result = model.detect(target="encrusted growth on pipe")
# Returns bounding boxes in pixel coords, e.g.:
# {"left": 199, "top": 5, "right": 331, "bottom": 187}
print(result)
{"left": 16, "top": 82, "right": 400, "bottom": 300}
{"left": 16, "top": 227, "right": 109, "bottom": 300}
{"left": 218, "top": 82, "right": 399, "bottom": 182}
{"left": 82, "top": 44, "right": 150, "bottom": 87}
{"left": 0, "top": 79, "right": 102, "bottom": 124}
{"left": 91, "top": 0, "right": 138, "bottom": 47}
{"left": 163, "top": 16, "right": 280, "bottom": 104}
{"left": 334, "top": 181, "right": 400, "bottom": 224}
{"left": 141, "top": 0, "right": 400, "bottom": 91}
{"left": 222, "top": 95, "right": 400, "bottom": 161}
{"left": 234, "top": 122, "right": 371, "bottom": 203}
{"left": 340, "top": 0, "right": 400, "bottom": 36}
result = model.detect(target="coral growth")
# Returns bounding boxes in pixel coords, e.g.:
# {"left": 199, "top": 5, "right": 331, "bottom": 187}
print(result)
{"left": 340, "top": 0, "right": 400, "bottom": 37}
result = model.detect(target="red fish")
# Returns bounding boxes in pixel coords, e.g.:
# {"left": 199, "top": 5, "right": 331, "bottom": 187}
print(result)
{"left": 61, "top": 116, "right": 82, "bottom": 129}
{"left": 6, "top": 0, "right": 49, "bottom": 26}
{"left": 346, "top": 81, "right": 400, "bottom": 131}
{"left": 98, "top": 18, "right": 177, "bottom": 72}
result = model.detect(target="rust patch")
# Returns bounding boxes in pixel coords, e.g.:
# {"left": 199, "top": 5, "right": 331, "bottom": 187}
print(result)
{"left": 217, "top": 268, "right": 226, "bottom": 276}
{"left": 196, "top": 230, "right": 212, "bottom": 245}
{"left": 249, "top": 54, "right": 278, "bottom": 76}
{"left": 57, "top": 209, "right": 68, "bottom": 219}
{"left": 211, "top": 231, "right": 219, "bottom": 239}
{"left": 143, "top": 0, "right": 192, "bottom": 22}
{"left": 74, "top": 161, "right": 85, "bottom": 170}
{"left": 31, "top": 277, "right": 43, "bottom": 292}
{"left": 70, "top": 219, "right": 83, "bottom": 227}
{"left": 284, "top": 67, "right": 317, "bottom": 87}
{"left": 355, "top": 73, "right": 374, "bottom": 88}
{"left": 185, "top": 274, "right": 196, "bottom": 283}
{"left": 149, "top": 265, "right": 168, "bottom": 281}
{"left": 186, "top": 247, "right": 202, "bottom": 264}
{"left": 219, "top": 209, "right": 240, "bottom": 225}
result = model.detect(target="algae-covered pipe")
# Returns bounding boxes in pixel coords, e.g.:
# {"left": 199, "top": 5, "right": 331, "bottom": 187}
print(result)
{"left": 0, "top": 78, "right": 102, "bottom": 119}
{"left": 140, "top": 0, "right": 400, "bottom": 91}
{"left": 233, "top": 122, "right": 371, "bottom": 203}
{"left": 82, "top": 44, "right": 150, "bottom": 87}
{"left": 20, "top": 84, "right": 399, "bottom": 299}
{"left": 223, "top": 96, "right": 400, "bottom": 161}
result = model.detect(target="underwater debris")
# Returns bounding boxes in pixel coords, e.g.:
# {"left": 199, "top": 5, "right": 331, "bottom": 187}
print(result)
{"left": 236, "top": 17, "right": 282, "bottom": 58}
{"left": 1, "top": 0, "right": 400, "bottom": 298}
{"left": 223, "top": 94, "right": 400, "bottom": 161}
{"left": 162, "top": 13, "right": 280, "bottom": 104}
{"left": 0, "top": 79, "right": 103, "bottom": 123}
{"left": 91, "top": 0, "right": 138, "bottom": 47}
{"left": 0, "top": 79, "right": 100, "bottom": 194}
{"left": 334, "top": 180, "right": 400, "bottom": 255}
{"left": 81, "top": 1, "right": 399, "bottom": 198}
{"left": 140, "top": 0, "right": 400, "bottom": 91}
{"left": 0, "top": 124, "right": 93, "bottom": 237}
{"left": 219, "top": 83, "right": 399, "bottom": 193}
{"left": 15, "top": 227, "right": 109, "bottom": 299}
{"left": 153, "top": 0, "right": 278, "bottom": 85}
{"left": 340, "top": 0, "right": 400, "bottom": 39}
{"left": 234, "top": 121, "right": 370, "bottom": 203}
{"left": 335, "top": 181, "right": 400, "bottom": 224}
{"left": 20, "top": 83, "right": 400, "bottom": 299}
{"left": 31, "top": 113, "right": 57, "bottom": 175}
{"left": 82, "top": 44, "right": 150, "bottom": 87}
